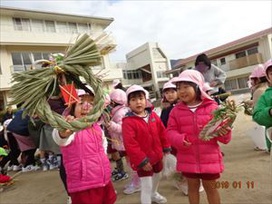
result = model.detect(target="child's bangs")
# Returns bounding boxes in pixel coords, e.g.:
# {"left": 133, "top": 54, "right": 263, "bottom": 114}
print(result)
{"left": 177, "top": 81, "right": 197, "bottom": 88}
{"left": 128, "top": 91, "right": 146, "bottom": 100}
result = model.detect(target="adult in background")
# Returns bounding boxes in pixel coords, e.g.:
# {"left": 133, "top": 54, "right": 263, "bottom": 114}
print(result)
{"left": 194, "top": 53, "right": 227, "bottom": 104}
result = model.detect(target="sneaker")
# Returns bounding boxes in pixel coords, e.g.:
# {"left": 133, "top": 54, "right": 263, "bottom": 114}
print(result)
{"left": 123, "top": 183, "right": 141, "bottom": 194}
{"left": 111, "top": 168, "right": 119, "bottom": 177}
{"left": 199, "top": 182, "right": 204, "bottom": 192}
{"left": 67, "top": 196, "right": 72, "bottom": 204}
{"left": 179, "top": 181, "right": 188, "bottom": 196}
{"left": 12, "top": 165, "right": 22, "bottom": 171}
{"left": 151, "top": 192, "right": 167, "bottom": 204}
{"left": 22, "top": 165, "right": 40, "bottom": 172}
{"left": 112, "top": 172, "right": 129, "bottom": 182}
{"left": 7, "top": 165, "right": 13, "bottom": 171}
{"left": 47, "top": 156, "right": 59, "bottom": 170}
{"left": 42, "top": 163, "right": 49, "bottom": 171}
{"left": 49, "top": 163, "right": 59, "bottom": 170}
{"left": 173, "top": 180, "right": 181, "bottom": 190}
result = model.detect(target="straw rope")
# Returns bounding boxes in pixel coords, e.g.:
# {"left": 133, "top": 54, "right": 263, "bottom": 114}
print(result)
{"left": 9, "top": 34, "right": 105, "bottom": 132}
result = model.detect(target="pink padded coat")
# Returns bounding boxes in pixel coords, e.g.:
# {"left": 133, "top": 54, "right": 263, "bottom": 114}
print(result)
{"left": 61, "top": 123, "right": 111, "bottom": 193}
{"left": 166, "top": 99, "right": 232, "bottom": 174}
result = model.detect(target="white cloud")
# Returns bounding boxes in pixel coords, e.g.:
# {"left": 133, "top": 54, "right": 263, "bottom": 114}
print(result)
{"left": 1, "top": 0, "right": 271, "bottom": 62}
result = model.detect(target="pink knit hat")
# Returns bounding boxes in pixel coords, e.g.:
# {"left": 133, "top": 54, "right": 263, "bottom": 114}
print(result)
{"left": 110, "top": 89, "right": 127, "bottom": 105}
{"left": 171, "top": 70, "right": 212, "bottom": 100}
{"left": 264, "top": 59, "right": 272, "bottom": 74}
{"left": 250, "top": 64, "right": 266, "bottom": 78}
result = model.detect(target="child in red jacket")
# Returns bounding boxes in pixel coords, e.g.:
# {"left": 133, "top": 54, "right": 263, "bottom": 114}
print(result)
{"left": 122, "top": 85, "right": 171, "bottom": 204}
{"left": 0, "top": 147, "right": 11, "bottom": 183}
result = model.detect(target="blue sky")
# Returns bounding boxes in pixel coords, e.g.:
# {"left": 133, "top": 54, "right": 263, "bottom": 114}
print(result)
{"left": 1, "top": 0, "right": 271, "bottom": 62}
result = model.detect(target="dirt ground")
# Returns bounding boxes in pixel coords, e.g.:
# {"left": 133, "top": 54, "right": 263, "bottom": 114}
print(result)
{"left": 0, "top": 102, "right": 271, "bottom": 204}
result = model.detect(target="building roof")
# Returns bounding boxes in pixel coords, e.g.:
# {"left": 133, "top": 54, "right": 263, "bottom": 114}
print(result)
{"left": 174, "top": 27, "right": 272, "bottom": 68}
{"left": 0, "top": 6, "right": 114, "bottom": 26}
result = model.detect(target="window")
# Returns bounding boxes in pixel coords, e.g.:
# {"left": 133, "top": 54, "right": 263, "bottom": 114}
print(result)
{"left": 133, "top": 72, "right": 139, "bottom": 79}
{"left": 33, "top": 52, "right": 50, "bottom": 61}
{"left": 127, "top": 70, "right": 132, "bottom": 79}
{"left": 57, "top": 21, "right": 68, "bottom": 33}
{"left": 11, "top": 52, "right": 53, "bottom": 72}
{"left": 78, "top": 23, "right": 88, "bottom": 33}
{"left": 22, "top": 53, "right": 32, "bottom": 65}
{"left": 225, "top": 79, "right": 237, "bottom": 90}
{"left": 68, "top": 22, "right": 77, "bottom": 33}
{"left": 123, "top": 70, "right": 141, "bottom": 79}
{"left": 235, "top": 51, "right": 246, "bottom": 59}
{"left": 123, "top": 71, "right": 126, "bottom": 79}
{"left": 225, "top": 76, "right": 249, "bottom": 91}
{"left": 45, "top": 20, "right": 56, "bottom": 32}
{"left": 32, "top": 19, "right": 44, "bottom": 32}
{"left": 220, "top": 58, "right": 226, "bottom": 65}
{"left": 237, "top": 77, "right": 248, "bottom": 89}
{"left": 156, "top": 71, "right": 166, "bottom": 78}
{"left": 11, "top": 53, "right": 22, "bottom": 65}
{"left": 211, "top": 59, "right": 218, "bottom": 66}
{"left": 11, "top": 52, "right": 28, "bottom": 72}
{"left": 247, "top": 47, "right": 258, "bottom": 55}
{"left": 42, "top": 53, "right": 50, "bottom": 60}
{"left": 13, "top": 18, "right": 31, "bottom": 31}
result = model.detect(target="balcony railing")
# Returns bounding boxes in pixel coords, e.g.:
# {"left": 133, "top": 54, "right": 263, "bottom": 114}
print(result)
{"left": 229, "top": 53, "right": 263, "bottom": 70}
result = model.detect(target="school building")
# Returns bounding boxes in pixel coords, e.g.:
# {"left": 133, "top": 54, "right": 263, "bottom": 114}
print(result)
{"left": 0, "top": 6, "right": 119, "bottom": 111}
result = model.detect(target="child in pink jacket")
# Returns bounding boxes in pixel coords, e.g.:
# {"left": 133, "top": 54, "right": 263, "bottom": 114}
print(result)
{"left": 53, "top": 88, "right": 116, "bottom": 204}
{"left": 166, "top": 70, "right": 232, "bottom": 204}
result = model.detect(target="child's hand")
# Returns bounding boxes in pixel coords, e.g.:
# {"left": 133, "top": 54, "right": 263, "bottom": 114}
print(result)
{"left": 210, "top": 80, "right": 218, "bottom": 87}
{"left": 59, "top": 115, "right": 75, "bottom": 138}
{"left": 65, "top": 115, "right": 76, "bottom": 123}
{"left": 218, "top": 126, "right": 231, "bottom": 136}
{"left": 59, "top": 129, "right": 73, "bottom": 138}
{"left": 142, "top": 162, "right": 152, "bottom": 171}
{"left": 183, "top": 140, "right": 192, "bottom": 147}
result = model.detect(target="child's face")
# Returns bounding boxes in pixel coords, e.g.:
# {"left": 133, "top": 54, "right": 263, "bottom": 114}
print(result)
{"left": 164, "top": 89, "right": 177, "bottom": 103}
{"left": 249, "top": 78, "right": 257, "bottom": 87}
{"left": 128, "top": 92, "right": 147, "bottom": 115}
{"left": 266, "top": 67, "right": 272, "bottom": 85}
{"left": 176, "top": 82, "right": 198, "bottom": 105}
{"left": 74, "top": 95, "right": 94, "bottom": 118}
